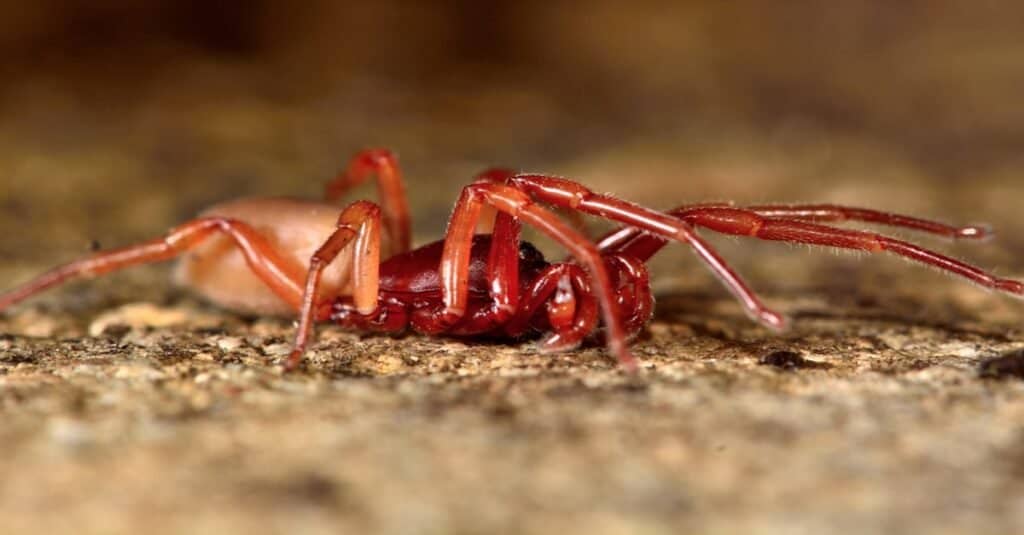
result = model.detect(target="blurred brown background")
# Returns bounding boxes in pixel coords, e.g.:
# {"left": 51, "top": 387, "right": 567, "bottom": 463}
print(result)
{"left": 4, "top": 1, "right": 1023, "bottom": 154}
{"left": 3, "top": 1, "right": 1023, "bottom": 254}
{"left": 2, "top": 3, "right": 1024, "bottom": 534}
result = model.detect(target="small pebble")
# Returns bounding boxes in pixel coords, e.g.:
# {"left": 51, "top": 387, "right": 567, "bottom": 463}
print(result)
{"left": 217, "top": 337, "right": 244, "bottom": 352}
{"left": 978, "top": 349, "right": 1024, "bottom": 380}
{"left": 88, "top": 303, "right": 189, "bottom": 337}
{"left": 194, "top": 352, "right": 216, "bottom": 362}
{"left": 114, "top": 365, "right": 165, "bottom": 381}
{"left": 759, "top": 350, "right": 830, "bottom": 371}
{"left": 263, "top": 343, "right": 292, "bottom": 357}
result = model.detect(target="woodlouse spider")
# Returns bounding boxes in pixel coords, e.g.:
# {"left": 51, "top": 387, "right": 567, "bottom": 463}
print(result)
{"left": 1, "top": 148, "right": 1022, "bottom": 371}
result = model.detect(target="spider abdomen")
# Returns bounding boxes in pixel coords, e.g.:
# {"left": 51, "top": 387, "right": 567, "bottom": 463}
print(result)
{"left": 175, "top": 197, "right": 356, "bottom": 316}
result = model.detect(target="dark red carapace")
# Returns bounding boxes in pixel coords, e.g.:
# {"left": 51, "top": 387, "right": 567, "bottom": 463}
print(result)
{"left": 1, "top": 149, "right": 1021, "bottom": 371}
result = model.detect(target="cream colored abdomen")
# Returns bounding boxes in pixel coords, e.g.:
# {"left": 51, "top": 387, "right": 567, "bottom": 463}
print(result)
{"left": 174, "top": 197, "right": 356, "bottom": 316}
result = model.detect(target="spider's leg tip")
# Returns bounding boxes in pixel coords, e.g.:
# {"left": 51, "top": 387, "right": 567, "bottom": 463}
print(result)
{"left": 619, "top": 353, "right": 640, "bottom": 374}
{"left": 957, "top": 224, "right": 994, "bottom": 241}
{"left": 608, "top": 342, "right": 639, "bottom": 373}
{"left": 281, "top": 349, "right": 304, "bottom": 372}
{"left": 759, "top": 310, "right": 789, "bottom": 332}
{"left": 997, "top": 279, "right": 1024, "bottom": 297}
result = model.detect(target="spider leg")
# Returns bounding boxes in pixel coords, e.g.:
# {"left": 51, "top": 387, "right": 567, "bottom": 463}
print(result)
{"left": 677, "top": 206, "right": 1024, "bottom": 296}
{"left": 605, "top": 254, "right": 655, "bottom": 337}
{"left": 470, "top": 168, "right": 516, "bottom": 235}
{"left": 435, "top": 182, "right": 638, "bottom": 369}
{"left": 325, "top": 148, "right": 411, "bottom": 256}
{"left": 439, "top": 207, "right": 525, "bottom": 335}
{"left": 503, "top": 263, "right": 599, "bottom": 351}
{"left": 286, "top": 201, "right": 382, "bottom": 369}
{"left": 740, "top": 203, "right": 991, "bottom": 240}
{"left": 508, "top": 175, "right": 786, "bottom": 330}
{"left": 0, "top": 218, "right": 307, "bottom": 312}
{"left": 439, "top": 182, "right": 600, "bottom": 346}
{"left": 599, "top": 202, "right": 992, "bottom": 257}
{"left": 475, "top": 168, "right": 589, "bottom": 236}
{"left": 483, "top": 209, "right": 523, "bottom": 324}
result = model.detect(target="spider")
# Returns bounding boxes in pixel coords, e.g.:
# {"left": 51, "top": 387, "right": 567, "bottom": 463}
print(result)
{"left": 1, "top": 148, "right": 1021, "bottom": 371}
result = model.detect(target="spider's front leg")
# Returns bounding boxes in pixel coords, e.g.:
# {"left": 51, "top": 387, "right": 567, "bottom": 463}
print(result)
{"left": 435, "top": 212, "right": 530, "bottom": 336}
{"left": 409, "top": 182, "right": 603, "bottom": 356}
{"left": 433, "top": 181, "right": 639, "bottom": 369}
{"left": 507, "top": 174, "right": 787, "bottom": 331}
{"left": 501, "top": 262, "right": 599, "bottom": 351}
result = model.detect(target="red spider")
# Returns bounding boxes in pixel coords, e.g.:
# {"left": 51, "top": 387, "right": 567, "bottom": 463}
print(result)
{"left": 1, "top": 148, "right": 1021, "bottom": 371}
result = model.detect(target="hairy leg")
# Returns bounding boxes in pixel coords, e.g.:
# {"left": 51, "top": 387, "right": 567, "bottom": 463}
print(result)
{"left": 474, "top": 167, "right": 588, "bottom": 236}
{"left": 598, "top": 201, "right": 993, "bottom": 259}
{"left": 677, "top": 206, "right": 1024, "bottom": 295}
{"left": 740, "top": 203, "right": 991, "bottom": 239}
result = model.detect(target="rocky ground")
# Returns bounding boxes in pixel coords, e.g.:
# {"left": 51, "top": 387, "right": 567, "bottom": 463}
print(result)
{"left": 1, "top": 74, "right": 1024, "bottom": 534}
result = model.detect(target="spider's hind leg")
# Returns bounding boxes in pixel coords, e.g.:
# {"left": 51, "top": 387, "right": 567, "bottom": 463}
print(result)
{"left": 0, "top": 217, "right": 308, "bottom": 313}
